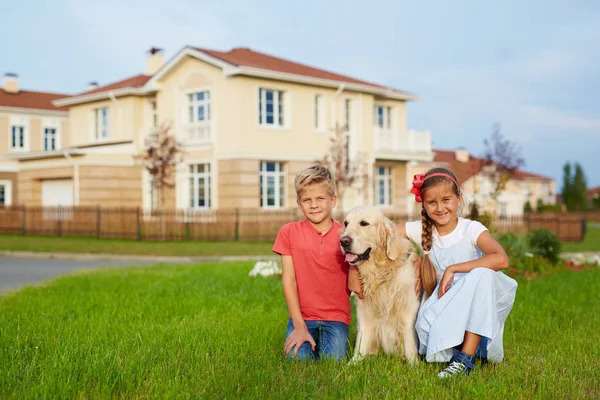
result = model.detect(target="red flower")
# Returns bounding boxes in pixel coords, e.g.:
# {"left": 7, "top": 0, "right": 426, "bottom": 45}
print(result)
{"left": 509, "top": 268, "right": 516, "bottom": 276}
{"left": 568, "top": 261, "right": 575, "bottom": 267}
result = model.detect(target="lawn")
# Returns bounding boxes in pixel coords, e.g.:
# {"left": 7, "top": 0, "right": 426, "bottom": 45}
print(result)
{"left": 561, "top": 224, "right": 600, "bottom": 253}
{"left": 1, "top": 263, "right": 598, "bottom": 399}
{"left": 0, "top": 234, "right": 273, "bottom": 257}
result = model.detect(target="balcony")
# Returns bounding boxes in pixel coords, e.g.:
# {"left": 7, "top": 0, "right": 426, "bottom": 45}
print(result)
{"left": 374, "top": 128, "right": 433, "bottom": 161}
{"left": 182, "top": 122, "right": 212, "bottom": 146}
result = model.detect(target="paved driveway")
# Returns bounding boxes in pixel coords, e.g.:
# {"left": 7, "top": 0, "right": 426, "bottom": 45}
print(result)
{"left": 0, "top": 257, "right": 157, "bottom": 294}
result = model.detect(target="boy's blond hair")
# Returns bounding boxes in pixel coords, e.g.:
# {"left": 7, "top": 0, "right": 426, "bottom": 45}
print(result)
{"left": 294, "top": 164, "right": 337, "bottom": 200}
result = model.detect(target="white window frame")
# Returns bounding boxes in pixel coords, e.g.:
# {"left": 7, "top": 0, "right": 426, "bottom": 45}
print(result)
{"left": 314, "top": 94, "right": 326, "bottom": 132}
{"left": 9, "top": 116, "right": 29, "bottom": 152}
{"left": 0, "top": 180, "right": 12, "bottom": 206}
{"left": 43, "top": 127, "right": 58, "bottom": 151}
{"left": 258, "top": 88, "right": 285, "bottom": 128}
{"left": 374, "top": 105, "right": 392, "bottom": 129}
{"left": 375, "top": 167, "right": 392, "bottom": 207}
{"left": 150, "top": 99, "right": 158, "bottom": 129}
{"left": 94, "top": 107, "right": 110, "bottom": 141}
{"left": 189, "top": 163, "right": 211, "bottom": 210}
{"left": 344, "top": 98, "right": 352, "bottom": 131}
{"left": 260, "top": 161, "right": 285, "bottom": 209}
{"left": 183, "top": 88, "right": 212, "bottom": 145}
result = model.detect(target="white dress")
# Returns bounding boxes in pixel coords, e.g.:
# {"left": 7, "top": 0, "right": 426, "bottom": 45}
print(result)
{"left": 405, "top": 217, "right": 518, "bottom": 363}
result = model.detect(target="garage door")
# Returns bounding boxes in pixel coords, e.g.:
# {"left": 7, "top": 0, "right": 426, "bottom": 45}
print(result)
{"left": 41, "top": 179, "right": 73, "bottom": 206}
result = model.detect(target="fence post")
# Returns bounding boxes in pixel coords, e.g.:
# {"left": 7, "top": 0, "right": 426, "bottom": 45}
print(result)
{"left": 234, "top": 208, "right": 240, "bottom": 241}
{"left": 57, "top": 206, "right": 62, "bottom": 237}
{"left": 96, "top": 205, "right": 101, "bottom": 238}
{"left": 556, "top": 215, "right": 560, "bottom": 241}
{"left": 136, "top": 207, "right": 142, "bottom": 240}
{"left": 21, "top": 204, "right": 26, "bottom": 236}
{"left": 185, "top": 209, "right": 191, "bottom": 241}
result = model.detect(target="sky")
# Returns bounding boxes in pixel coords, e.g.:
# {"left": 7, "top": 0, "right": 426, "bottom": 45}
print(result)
{"left": 3, "top": 0, "right": 599, "bottom": 190}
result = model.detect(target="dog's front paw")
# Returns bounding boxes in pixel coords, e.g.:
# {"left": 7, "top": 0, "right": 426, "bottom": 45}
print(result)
{"left": 348, "top": 355, "right": 364, "bottom": 366}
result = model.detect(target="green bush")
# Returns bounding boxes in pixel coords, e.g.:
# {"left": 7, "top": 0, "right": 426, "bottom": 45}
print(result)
{"left": 497, "top": 232, "right": 530, "bottom": 261}
{"left": 528, "top": 228, "right": 561, "bottom": 265}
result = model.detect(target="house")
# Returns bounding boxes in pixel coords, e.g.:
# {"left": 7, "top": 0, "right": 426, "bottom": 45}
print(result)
{"left": 10, "top": 46, "right": 433, "bottom": 213}
{"left": 407, "top": 149, "right": 556, "bottom": 217}
{"left": 0, "top": 73, "right": 70, "bottom": 207}
{"left": 588, "top": 186, "right": 600, "bottom": 209}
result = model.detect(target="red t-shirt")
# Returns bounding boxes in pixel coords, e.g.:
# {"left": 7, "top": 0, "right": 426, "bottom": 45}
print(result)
{"left": 273, "top": 219, "right": 351, "bottom": 325}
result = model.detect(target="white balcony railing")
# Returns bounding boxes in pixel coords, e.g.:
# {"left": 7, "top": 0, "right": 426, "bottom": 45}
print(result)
{"left": 374, "top": 128, "right": 432, "bottom": 159}
{"left": 183, "top": 122, "right": 212, "bottom": 146}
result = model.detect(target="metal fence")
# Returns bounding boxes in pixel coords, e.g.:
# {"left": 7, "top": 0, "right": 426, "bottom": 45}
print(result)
{"left": 0, "top": 205, "right": 591, "bottom": 242}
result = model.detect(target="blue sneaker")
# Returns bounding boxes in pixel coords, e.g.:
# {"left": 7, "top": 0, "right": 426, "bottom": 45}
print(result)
{"left": 438, "top": 351, "right": 475, "bottom": 378}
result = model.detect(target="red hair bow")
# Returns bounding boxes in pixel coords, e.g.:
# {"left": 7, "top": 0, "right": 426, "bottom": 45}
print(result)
{"left": 411, "top": 174, "right": 425, "bottom": 203}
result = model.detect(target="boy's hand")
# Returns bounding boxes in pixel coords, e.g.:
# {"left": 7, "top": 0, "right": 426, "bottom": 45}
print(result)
{"left": 413, "top": 256, "right": 422, "bottom": 296}
{"left": 284, "top": 327, "right": 316, "bottom": 358}
{"left": 348, "top": 266, "right": 364, "bottom": 299}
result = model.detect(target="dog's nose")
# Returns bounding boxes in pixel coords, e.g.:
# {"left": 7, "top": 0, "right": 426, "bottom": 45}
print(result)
{"left": 340, "top": 236, "right": 352, "bottom": 248}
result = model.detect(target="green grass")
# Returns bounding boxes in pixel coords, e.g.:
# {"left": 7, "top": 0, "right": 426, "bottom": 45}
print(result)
{"left": 0, "top": 234, "right": 273, "bottom": 256}
{"left": 1, "top": 263, "right": 599, "bottom": 399}
{"left": 561, "top": 225, "right": 600, "bottom": 253}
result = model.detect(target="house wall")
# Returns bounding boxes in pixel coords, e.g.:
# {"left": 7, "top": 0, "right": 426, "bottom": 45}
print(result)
{"left": 67, "top": 96, "right": 146, "bottom": 147}
{"left": 152, "top": 55, "right": 410, "bottom": 210}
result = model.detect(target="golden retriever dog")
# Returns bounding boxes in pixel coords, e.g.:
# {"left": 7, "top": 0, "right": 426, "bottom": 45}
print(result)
{"left": 340, "top": 206, "right": 419, "bottom": 364}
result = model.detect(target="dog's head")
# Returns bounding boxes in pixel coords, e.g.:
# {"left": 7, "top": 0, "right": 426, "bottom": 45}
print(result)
{"left": 340, "top": 206, "right": 403, "bottom": 266}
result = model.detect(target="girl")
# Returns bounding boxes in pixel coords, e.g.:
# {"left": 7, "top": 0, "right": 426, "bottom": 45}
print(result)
{"left": 399, "top": 167, "right": 518, "bottom": 378}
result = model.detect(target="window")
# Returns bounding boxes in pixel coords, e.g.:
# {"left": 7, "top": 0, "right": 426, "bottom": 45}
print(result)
{"left": 375, "top": 167, "right": 392, "bottom": 206}
{"left": 0, "top": 181, "right": 12, "bottom": 206}
{"left": 150, "top": 100, "right": 158, "bottom": 128}
{"left": 44, "top": 128, "right": 57, "bottom": 151}
{"left": 374, "top": 105, "right": 392, "bottom": 129}
{"left": 185, "top": 90, "right": 211, "bottom": 143}
{"left": 94, "top": 107, "right": 109, "bottom": 140}
{"left": 497, "top": 202, "right": 508, "bottom": 217}
{"left": 149, "top": 178, "right": 158, "bottom": 210}
{"left": 344, "top": 99, "right": 352, "bottom": 131}
{"left": 314, "top": 94, "right": 325, "bottom": 131}
{"left": 258, "top": 88, "right": 284, "bottom": 127}
{"left": 189, "top": 163, "right": 211, "bottom": 210}
{"left": 188, "top": 91, "right": 210, "bottom": 124}
{"left": 260, "top": 161, "right": 285, "bottom": 208}
{"left": 10, "top": 126, "right": 25, "bottom": 150}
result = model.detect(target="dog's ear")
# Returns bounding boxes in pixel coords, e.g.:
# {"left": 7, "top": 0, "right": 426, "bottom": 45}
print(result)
{"left": 384, "top": 217, "right": 402, "bottom": 261}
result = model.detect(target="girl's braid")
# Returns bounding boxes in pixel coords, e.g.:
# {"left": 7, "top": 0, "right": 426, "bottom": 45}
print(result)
{"left": 420, "top": 207, "right": 438, "bottom": 298}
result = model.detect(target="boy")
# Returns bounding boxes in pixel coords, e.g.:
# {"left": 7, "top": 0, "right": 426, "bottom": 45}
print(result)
{"left": 272, "top": 164, "right": 351, "bottom": 360}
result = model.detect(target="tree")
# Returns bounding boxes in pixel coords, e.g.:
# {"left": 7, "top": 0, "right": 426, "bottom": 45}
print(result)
{"left": 561, "top": 162, "right": 588, "bottom": 211}
{"left": 135, "top": 122, "right": 185, "bottom": 210}
{"left": 561, "top": 163, "right": 574, "bottom": 211}
{"left": 482, "top": 124, "right": 525, "bottom": 201}
{"left": 319, "top": 121, "right": 366, "bottom": 213}
{"left": 523, "top": 200, "right": 533, "bottom": 213}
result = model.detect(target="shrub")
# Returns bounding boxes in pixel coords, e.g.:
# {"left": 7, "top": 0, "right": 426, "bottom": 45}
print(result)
{"left": 497, "top": 232, "right": 530, "bottom": 261}
{"left": 528, "top": 228, "right": 561, "bottom": 265}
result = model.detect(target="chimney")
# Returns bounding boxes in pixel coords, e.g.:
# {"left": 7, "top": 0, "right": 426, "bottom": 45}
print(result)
{"left": 3, "top": 73, "right": 19, "bottom": 94}
{"left": 146, "top": 47, "right": 165, "bottom": 76}
{"left": 455, "top": 148, "right": 469, "bottom": 163}
{"left": 87, "top": 81, "right": 99, "bottom": 91}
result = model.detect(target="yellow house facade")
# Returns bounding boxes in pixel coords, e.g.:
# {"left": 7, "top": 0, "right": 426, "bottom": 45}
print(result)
{"left": 0, "top": 73, "right": 70, "bottom": 207}
{"left": 14, "top": 46, "right": 433, "bottom": 213}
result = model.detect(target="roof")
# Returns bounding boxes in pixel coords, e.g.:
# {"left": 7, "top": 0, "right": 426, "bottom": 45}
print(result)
{"left": 195, "top": 46, "right": 396, "bottom": 91}
{"left": 78, "top": 74, "right": 152, "bottom": 96}
{"left": 0, "top": 89, "right": 70, "bottom": 112}
{"left": 588, "top": 186, "right": 600, "bottom": 196}
{"left": 57, "top": 46, "right": 415, "bottom": 107}
{"left": 432, "top": 149, "right": 553, "bottom": 183}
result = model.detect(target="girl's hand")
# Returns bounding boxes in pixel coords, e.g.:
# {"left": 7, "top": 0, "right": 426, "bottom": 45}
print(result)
{"left": 438, "top": 267, "right": 455, "bottom": 298}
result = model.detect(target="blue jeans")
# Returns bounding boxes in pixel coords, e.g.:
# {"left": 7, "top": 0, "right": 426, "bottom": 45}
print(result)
{"left": 285, "top": 318, "right": 349, "bottom": 361}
